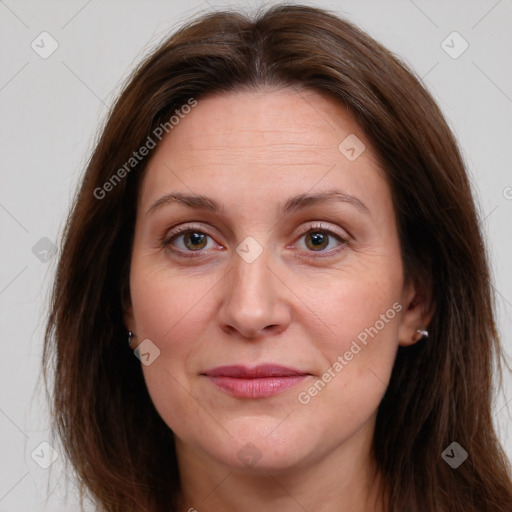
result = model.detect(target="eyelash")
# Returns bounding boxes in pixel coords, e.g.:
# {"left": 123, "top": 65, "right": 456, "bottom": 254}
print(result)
{"left": 160, "top": 222, "right": 349, "bottom": 260}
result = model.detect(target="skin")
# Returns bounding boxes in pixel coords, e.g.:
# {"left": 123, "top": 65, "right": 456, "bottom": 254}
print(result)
{"left": 124, "top": 87, "right": 433, "bottom": 512}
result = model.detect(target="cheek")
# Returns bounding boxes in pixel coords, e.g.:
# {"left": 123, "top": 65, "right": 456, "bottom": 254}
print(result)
{"left": 129, "top": 266, "right": 214, "bottom": 436}
{"left": 127, "top": 262, "right": 235, "bottom": 404}
{"left": 130, "top": 259, "right": 213, "bottom": 349}
{"left": 303, "top": 260, "right": 402, "bottom": 350}
{"left": 294, "top": 266, "right": 402, "bottom": 410}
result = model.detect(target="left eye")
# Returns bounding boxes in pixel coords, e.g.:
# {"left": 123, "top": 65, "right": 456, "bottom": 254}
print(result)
{"left": 296, "top": 229, "right": 347, "bottom": 252}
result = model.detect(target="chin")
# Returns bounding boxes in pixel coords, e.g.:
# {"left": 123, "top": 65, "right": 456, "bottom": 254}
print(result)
{"left": 209, "top": 420, "right": 318, "bottom": 472}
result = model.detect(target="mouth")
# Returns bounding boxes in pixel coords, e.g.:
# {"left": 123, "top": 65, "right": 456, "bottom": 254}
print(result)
{"left": 201, "top": 364, "right": 312, "bottom": 399}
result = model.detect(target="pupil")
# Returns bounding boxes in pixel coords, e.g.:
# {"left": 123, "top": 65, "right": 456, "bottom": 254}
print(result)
{"left": 309, "top": 232, "right": 326, "bottom": 250}
{"left": 187, "top": 232, "right": 205, "bottom": 249}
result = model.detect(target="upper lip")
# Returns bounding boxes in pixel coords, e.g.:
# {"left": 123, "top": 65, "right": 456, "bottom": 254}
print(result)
{"left": 202, "top": 364, "right": 310, "bottom": 378}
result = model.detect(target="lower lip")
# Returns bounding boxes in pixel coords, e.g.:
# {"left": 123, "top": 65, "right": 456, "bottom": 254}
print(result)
{"left": 206, "top": 375, "right": 309, "bottom": 398}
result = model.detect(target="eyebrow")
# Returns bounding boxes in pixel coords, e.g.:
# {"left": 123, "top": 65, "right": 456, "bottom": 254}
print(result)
{"left": 145, "top": 189, "right": 370, "bottom": 216}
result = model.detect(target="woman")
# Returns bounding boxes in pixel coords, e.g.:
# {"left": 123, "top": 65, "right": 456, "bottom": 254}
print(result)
{"left": 43, "top": 3, "right": 512, "bottom": 511}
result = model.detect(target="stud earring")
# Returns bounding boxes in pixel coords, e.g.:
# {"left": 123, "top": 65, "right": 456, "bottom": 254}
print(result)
{"left": 416, "top": 329, "right": 429, "bottom": 340}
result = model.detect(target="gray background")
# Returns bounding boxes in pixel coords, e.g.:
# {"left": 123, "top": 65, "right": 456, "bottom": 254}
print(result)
{"left": 1, "top": 0, "right": 511, "bottom": 510}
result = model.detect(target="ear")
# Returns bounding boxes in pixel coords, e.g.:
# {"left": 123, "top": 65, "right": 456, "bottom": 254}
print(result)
{"left": 397, "top": 276, "right": 435, "bottom": 347}
{"left": 121, "top": 284, "right": 137, "bottom": 347}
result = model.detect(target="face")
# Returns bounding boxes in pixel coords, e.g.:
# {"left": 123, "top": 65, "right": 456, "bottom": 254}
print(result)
{"left": 125, "top": 87, "right": 424, "bottom": 473}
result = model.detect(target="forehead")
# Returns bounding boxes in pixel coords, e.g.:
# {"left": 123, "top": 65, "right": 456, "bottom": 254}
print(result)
{"left": 138, "top": 87, "right": 389, "bottom": 217}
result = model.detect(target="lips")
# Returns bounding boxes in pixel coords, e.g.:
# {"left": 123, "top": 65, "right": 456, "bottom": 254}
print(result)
{"left": 204, "top": 364, "right": 308, "bottom": 378}
{"left": 202, "top": 364, "right": 311, "bottom": 398}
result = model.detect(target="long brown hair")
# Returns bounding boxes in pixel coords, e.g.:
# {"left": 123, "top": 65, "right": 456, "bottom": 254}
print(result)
{"left": 42, "top": 4, "right": 512, "bottom": 511}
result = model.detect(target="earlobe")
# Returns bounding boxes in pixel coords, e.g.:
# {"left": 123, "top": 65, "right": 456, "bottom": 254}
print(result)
{"left": 123, "top": 308, "right": 138, "bottom": 349}
{"left": 397, "top": 279, "right": 434, "bottom": 347}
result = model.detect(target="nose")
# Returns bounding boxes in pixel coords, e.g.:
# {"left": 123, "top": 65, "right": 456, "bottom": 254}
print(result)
{"left": 216, "top": 246, "right": 291, "bottom": 340}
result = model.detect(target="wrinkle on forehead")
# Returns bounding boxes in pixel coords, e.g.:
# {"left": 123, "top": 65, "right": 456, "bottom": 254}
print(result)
{"left": 139, "top": 88, "right": 389, "bottom": 220}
